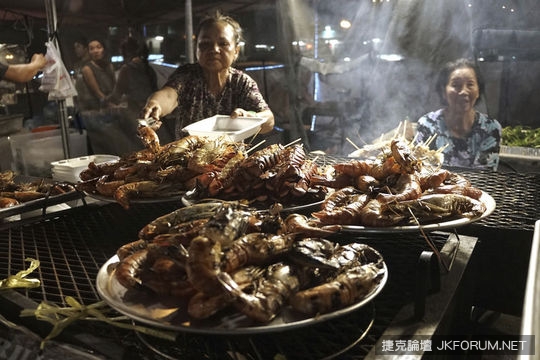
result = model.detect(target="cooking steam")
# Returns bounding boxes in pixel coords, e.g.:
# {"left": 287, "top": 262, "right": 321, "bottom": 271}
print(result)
{"left": 280, "top": 0, "right": 475, "bottom": 153}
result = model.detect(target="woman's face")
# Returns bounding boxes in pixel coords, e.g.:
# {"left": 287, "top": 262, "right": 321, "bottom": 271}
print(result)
{"left": 196, "top": 21, "right": 239, "bottom": 73}
{"left": 444, "top": 66, "right": 479, "bottom": 113}
{"left": 88, "top": 40, "right": 105, "bottom": 61}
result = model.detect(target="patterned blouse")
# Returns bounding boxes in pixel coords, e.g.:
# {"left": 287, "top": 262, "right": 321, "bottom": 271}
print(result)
{"left": 164, "top": 63, "right": 270, "bottom": 138}
{"left": 416, "top": 108, "right": 502, "bottom": 170}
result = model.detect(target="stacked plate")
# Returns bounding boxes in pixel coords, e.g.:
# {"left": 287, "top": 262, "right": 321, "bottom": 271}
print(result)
{"left": 51, "top": 154, "right": 119, "bottom": 183}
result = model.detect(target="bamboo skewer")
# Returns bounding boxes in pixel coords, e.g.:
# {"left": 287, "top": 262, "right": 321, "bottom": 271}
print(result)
{"left": 346, "top": 137, "right": 362, "bottom": 151}
{"left": 247, "top": 127, "right": 262, "bottom": 144}
{"left": 284, "top": 138, "right": 302, "bottom": 148}
{"left": 246, "top": 140, "right": 266, "bottom": 154}
{"left": 436, "top": 143, "right": 449, "bottom": 153}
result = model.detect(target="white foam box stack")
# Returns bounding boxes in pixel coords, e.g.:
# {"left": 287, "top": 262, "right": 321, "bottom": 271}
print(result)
{"left": 51, "top": 154, "right": 119, "bottom": 183}
{"left": 9, "top": 129, "right": 88, "bottom": 177}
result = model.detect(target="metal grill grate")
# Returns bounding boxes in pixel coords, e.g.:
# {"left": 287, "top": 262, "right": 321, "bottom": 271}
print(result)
{"left": 2, "top": 161, "right": 539, "bottom": 358}
{"left": 0, "top": 202, "right": 181, "bottom": 307}
{"left": 460, "top": 169, "right": 540, "bottom": 231}
{"left": 0, "top": 201, "right": 453, "bottom": 359}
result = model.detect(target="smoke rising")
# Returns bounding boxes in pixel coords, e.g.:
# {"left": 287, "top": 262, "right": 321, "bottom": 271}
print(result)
{"left": 282, "top": 0, "right": 474, "bottom": 153}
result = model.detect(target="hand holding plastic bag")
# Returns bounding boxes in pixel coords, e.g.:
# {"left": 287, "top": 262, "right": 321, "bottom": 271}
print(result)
{"left": 39, "top": 41, "right": 78, "bottom": 100}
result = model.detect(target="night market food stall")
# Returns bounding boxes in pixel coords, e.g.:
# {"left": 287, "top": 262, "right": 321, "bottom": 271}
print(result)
{"left": 1, "top": 1, "right": 540, "bottom": 359}
{"left": 0, "top": 125, "right": 538, "bottom": 359}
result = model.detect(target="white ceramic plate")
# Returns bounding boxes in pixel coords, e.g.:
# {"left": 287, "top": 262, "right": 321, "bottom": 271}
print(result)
{"left": 96, "top": 255, "right": 387, "bottom": 335}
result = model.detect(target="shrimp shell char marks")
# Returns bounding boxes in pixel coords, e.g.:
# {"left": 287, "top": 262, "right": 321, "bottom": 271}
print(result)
{"left": 156, "top": 135, "right": 209, "bottom": 167}
{"left": 221, "top": 233, "right": 297, "bottom": 273}
{"left": 201, "top": 202, "right": 253, "bottom": 247}
{"left": 138, "top": 202, "right": 222, "bottom": 240}
{"left": 187, "top": 266, "right": 266, "bottom": 319}
{"left": 414, "top": 193, "right": 486, "bottom": 217}
{"left": 289, "top": 238, "right": 341, "bottom": 269}
{"left": 289, "top": 261, "right": 385, "bottom": 316}
{"left": 217, "top": 261, "right": 300, "bottom": 323}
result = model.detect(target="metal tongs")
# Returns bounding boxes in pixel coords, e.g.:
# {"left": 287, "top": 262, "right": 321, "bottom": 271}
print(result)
{"left": 137, "top": 118, "right": 159, "bottom": 127}
{"left": 137, "top": 118, "right": 161, "bottom": 129}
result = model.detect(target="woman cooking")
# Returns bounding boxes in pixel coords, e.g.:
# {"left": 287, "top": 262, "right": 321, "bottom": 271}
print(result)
{"left": 415, "top": 58, "right": 502, "bottom": 170}
{"left": 140, "top": 11, "right": 275, "bottom": 139}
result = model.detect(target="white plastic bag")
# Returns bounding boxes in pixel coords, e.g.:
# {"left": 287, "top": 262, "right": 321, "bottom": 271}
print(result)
{"left": 39, "top": 41, "right": 78, "bottom": 100}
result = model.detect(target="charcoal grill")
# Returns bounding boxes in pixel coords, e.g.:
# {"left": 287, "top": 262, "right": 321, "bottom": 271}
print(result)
{"left": 1, "top": 168, "right": 538, "bottom": 359}
{"left": 0, "top": 201, "right": 474, "bottom": 359}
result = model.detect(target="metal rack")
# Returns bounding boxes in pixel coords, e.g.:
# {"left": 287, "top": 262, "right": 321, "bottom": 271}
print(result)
{"left": 2, "top": 168, "right": 538, "bottom": 358}
{"left": 0, "top": 200, "right": 474, "bottom": 359}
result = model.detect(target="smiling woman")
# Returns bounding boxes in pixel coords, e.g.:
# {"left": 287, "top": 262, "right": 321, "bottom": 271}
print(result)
{"left": 415, "top": 58, "right": 502, "bottom": 171}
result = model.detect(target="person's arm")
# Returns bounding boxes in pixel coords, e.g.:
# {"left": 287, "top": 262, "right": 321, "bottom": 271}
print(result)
{"left": 106, "top": 66, "right": 129, "bottom": 104}
{"left": 140, "top": 86, "right": 179, "bottom": 122}
{"left": 230, "top": 73, "right": 276, "bottom": 134}
{"left": 3, "top": 53, "right": 47, "bottom": 83}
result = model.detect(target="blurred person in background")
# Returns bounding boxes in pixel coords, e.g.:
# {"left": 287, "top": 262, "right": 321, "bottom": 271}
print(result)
{"left": 415, "top": 58, "right": 501, "bottom": 170}
{"left": 107, "top": 37, "right": 157, "bottom": 115}
{"left": 72, "top": 36, "right": 90, "bottom": 129}
{"left": 106, "top": 36, "right": 160, "bottom": 152}
{"left": 140, "top": 10, "right": 274, "bottom": 139}
{"left": 78, "top": 38, "right": 115, "bottom": 113}
{"left": 0, "top": 53, "right": 47, "bottom": 83}
{"left": 77, "top": 38, "right": 116, "bottom": 154}
{"left": 73, "top": 36, "right": 90, "bottom": 75}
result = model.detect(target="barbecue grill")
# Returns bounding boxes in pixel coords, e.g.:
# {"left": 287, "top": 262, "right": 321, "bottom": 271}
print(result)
{"left": 0, "top": 168, "right": 538, "bottom": 359}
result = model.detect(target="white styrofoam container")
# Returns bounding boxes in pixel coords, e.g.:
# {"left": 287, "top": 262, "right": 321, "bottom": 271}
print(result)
{"left": 9, "top": 129, "right": 88, "bottom": 177}
{"left": 182, "top": 115, "right": 265, "bottom": 142}
{"left": 51, "top": 154, "right": 119, "bottom": 182}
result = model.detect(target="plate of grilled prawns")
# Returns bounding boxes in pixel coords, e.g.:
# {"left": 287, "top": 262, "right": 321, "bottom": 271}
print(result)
{"left": 97, "top": 202, "right": 387, "bottom": 334}
{"left": 0, "top": 170, "right": 77, "bottom": 217}
{"left": 305, "top": 137, "right": 496, "bottom": 233}
{"left": 95, "top": 131, "right": 497, "bottom": 332}
{"left": 75, "top": 128, "right": 329, "bottom": 210}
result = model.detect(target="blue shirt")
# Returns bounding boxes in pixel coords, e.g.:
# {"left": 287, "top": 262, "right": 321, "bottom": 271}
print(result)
{"left": 416, "top": 109, "right": 502, "bottom": 170}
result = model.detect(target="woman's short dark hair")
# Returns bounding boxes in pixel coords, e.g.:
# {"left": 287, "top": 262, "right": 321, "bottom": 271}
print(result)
{"left": 88, "top": 38, "right": 107, "bottom": 49}
{"left": 121, "top": 37, "right": 149, "bottom": 61}
{"left": 436, "top": 58, "right": 485, "bottom": 106}
{"left": 196, "top": 10, "right": 243, "bottom": 46}
{"left": 74, "top": 36, "right": 88, "bottom": 48}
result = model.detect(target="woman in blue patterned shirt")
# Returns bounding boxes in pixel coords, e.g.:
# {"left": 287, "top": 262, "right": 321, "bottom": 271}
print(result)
{"left": 416, "top": 58, "right": 501, "bottom": 170}
{"left": 140, "top": 11, "right": 274, "bottom": 139}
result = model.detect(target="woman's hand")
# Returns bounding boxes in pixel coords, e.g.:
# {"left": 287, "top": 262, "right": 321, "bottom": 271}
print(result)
{"left": 231, "top": 108, "right": 275, "bottom": 134}
{"left": 139, "top": 100, "right": 163, "bottom": 130}
{"left": 230, "top": 108, "right": 256, "bottom": 118}
{"left": 139, "top": 87, "right": 178, "bottom": 130}
{"left": 141, "top": 99, "right": 163, "bottom": 122}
